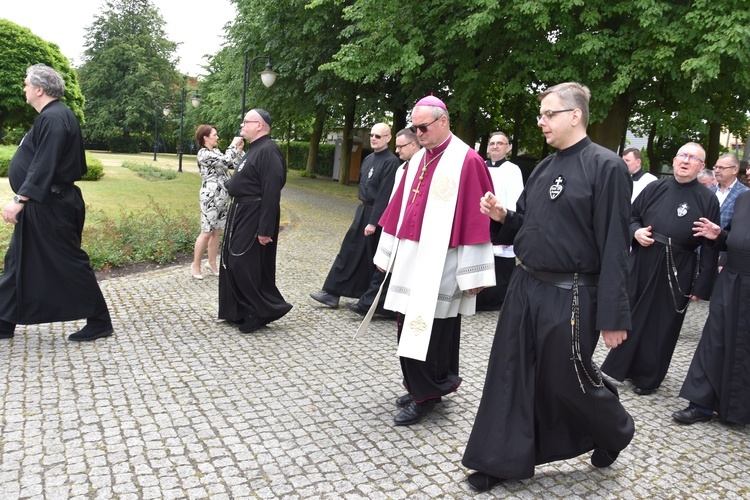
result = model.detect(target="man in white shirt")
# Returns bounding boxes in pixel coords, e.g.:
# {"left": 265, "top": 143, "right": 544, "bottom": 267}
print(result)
{"left": 623, "top": 147, "right": 657, "bottom": 202}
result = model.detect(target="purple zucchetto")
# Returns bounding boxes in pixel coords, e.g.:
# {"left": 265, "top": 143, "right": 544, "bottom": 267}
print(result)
{"left": 415, "top": 95, "right": 447, "bottom": 110}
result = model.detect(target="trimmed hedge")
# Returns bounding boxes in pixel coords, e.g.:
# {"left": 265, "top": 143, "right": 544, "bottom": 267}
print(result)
{"left": 284, "top": 141, "right": 335, "bottom": 177}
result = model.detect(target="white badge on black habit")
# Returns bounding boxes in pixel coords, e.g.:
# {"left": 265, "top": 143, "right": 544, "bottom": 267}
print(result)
{"left": 549, "top": 174, "right": 565, "bottom": 200}
{"left": 677, "top": 202, "right": 689, "bottom": 217}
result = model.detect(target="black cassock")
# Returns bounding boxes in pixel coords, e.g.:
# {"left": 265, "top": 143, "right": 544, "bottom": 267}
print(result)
{"left": 322, "top": 149, "right": 399, "bottom": 298}
{"left": 602, "top": 178, "right": 719, "bottom": 390}
{"left": 462, "top": 137, "right": 634, "bottom": 480}
{"left": 218, "top": 136, "right": 292, "bottom": 324}
{"left": 0, "top": 100, "right": 110, "bottom": 326}
{"left": 679, "top": 190, "right": 750, "bottom": 424}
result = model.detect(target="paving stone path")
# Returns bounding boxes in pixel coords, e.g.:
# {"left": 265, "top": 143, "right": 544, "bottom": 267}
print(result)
{"left": 1, "top": 181, "right": 748, "bottom": 499}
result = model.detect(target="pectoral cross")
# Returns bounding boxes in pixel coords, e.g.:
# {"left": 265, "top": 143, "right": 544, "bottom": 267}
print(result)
{"left": 410, "top": 150, "right": 445, "bottom": 204}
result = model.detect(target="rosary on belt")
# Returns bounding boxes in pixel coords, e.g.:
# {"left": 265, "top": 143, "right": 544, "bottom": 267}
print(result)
{"left": 665, "top": 237, "right": 698, "bottom": 314}
{"left": 221, "top": 200, "right": 259, "bottom": 269}
{"left": 570, "top": 274, "right": 604, "bottom": 394}
{"left": 411, "top": 151, "right": 445, "bottom": 203}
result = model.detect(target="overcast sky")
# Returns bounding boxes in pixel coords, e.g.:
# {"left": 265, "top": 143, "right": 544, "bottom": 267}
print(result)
{"left": 2, "top": 0, "right": 237, "bottom": 76}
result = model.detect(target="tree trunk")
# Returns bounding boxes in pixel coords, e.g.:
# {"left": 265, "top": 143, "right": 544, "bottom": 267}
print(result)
{"left": 588, "top": 92, "right": 632, "bottom": 152}
{"left": 646, "top": 121, "right": 659, "bottom": 175}
{"left": 338, "top": 95, "right": 356, "bottom": 186}
{"left": 306, "top": 107, "right": 327, "bottom": 175}
{"left": 706, "top": 121, "right": 722, "bottom": 167}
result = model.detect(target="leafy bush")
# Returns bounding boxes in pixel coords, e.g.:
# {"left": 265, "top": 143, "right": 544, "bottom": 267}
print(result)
{"left": 0, "top": 147, "right": 12, "bottom": 177}
{"left": 84, "top": 201, "right": 198, "bottom": 270}
{"left": 121, "top": 161, "right": 178, "bottom": 181}
{"left": 82, "top": 155, "right": 105, "bottom": 180}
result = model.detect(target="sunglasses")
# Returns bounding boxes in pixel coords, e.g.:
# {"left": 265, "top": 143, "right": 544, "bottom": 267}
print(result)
{"left": 410, "top": 117, "right": 439, "bottom": 133}
{"left": 370, "top": 133, "right": 389, "bottom": 139}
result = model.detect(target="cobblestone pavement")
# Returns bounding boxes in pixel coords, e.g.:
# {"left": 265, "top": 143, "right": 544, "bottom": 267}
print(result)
{"left": 1, "top": 181, "right": 749, "bottom": 499}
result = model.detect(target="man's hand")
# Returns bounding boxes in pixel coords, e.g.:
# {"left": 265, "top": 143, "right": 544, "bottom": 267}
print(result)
{"left": 692, "top": 217, "right": 720, "bottom": 241}
{"left": 480, "top": 191, "right": 507, "bottom": 223}
{"left": 634, "top": 225, "right": 654, "bottom": 247}
{"left": 258, "top": 235, "right": 273, "bottom": 245}
{"left": 466, "top": 287, "right": 484, "bottom": 296}
{"left": 2, "top": 201, "right": 25, "bottom": 225}
{"left": 601, "top": 330, "right": 627, "bottom": 349}
{"left": 364, "top": 224, "right": 376, "bottom": 236}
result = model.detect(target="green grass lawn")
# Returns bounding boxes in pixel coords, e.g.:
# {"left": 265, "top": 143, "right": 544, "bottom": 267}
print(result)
{"left": 0, "top": 147, "right": 360, "bottom": 271}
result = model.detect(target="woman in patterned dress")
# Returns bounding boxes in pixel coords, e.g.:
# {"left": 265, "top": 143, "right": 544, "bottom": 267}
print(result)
{"left": 191, "top": 125, "right": 244, "bottom": 278}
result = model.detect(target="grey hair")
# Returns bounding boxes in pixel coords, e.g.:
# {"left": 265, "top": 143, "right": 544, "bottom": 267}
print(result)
{"left": 26, "top": 64, "right": 65, "bottom": 99}
{"left": 717, "top": 153, "right": 740, "bottom": 168}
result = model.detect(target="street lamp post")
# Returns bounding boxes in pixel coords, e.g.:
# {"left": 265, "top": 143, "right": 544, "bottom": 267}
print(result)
{"left": 178, "top": 86, "right": 201, "bottom": 172}
{"left": 153, "top": 105, "right": 170, "bottom": 161}
{"left": 241, "top": 55, "right": 278, "bottom": 121}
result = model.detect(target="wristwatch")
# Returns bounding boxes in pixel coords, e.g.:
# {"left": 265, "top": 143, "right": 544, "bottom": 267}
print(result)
{"left": 13, "top": 195, "right": 27, "bottom": 204}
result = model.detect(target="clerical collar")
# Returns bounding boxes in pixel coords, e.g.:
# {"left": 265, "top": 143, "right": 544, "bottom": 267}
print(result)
{"left": 632, "top": 169, "right": 646, "bottom": 181}
{"left": 487, "top": 158, "right": 507, "bottom": 168}
{"left": 556, "top": 136, "right": 592, "bottom": 156}
{"left": 425, "top": 134, "right": 452, "bottom": 155}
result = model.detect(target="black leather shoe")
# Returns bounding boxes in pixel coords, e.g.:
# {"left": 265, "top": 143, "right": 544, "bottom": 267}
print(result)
{"left": 395, "top": 394, "right": 413, "bottom": 407}
{"left": 310, "top": 291, "right": 339, "bottom": 308}
{"left": 68, "top": 324, "right": 114, "bottom": 342}
{"left": 467, "top": 472, "right": 504, "bottom": 492}
{"left": 394, "top": 400, "right": 437, "bottom": 426}
{"left": 239, "top": 317, "right": 265, "bottom": 333}
{"left": 591, "top": 448, "right": 620, "bottom": 468}
{"left": 345, "top": 302, "right": 369, "bottom": 316}
{"left": 673, "top": 406, "right": 713, "bottom": 425}
{"left": 0, "top": 332, "right": 14, "bottom": 340}
{"left": 633, "top": 386, "right": 656, "bottom": 395}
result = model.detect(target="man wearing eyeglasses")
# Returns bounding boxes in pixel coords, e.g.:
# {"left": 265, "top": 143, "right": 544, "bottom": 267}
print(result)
{"left": 475, "top": 131, "right": 523, "bottom": 312}
{"left": 602, "top": 142, "right": 719, "bottom": 396}
{"left": 710, "top": 154, "right": 749, "bottom": 269}
{"left": 218, "top": 109, "right": 292, "bottom": 334}
{"left": 310, "top": 123, "right": 400, "bottom": 309}
{"left": 463, "top": 82, "right": 634, "bottom": 491}
{"left": 358, "top": 96, "right": 495, "bottom": 427}
{"left": 346, "top": 127, "right": 421, "bottom": 316}
{"left": 622, "top": 147, "right": 657, "bottom": 202}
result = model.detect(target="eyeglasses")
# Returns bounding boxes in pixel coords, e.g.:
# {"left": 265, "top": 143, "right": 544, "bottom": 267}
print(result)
{"left": 489, "top": 141, "right": 508, "bottom": 147}
{"left": 395, "top": 141, "right": 413, "bottom": 150}
{"left": 675, "top": 153, "right": 704, "bottom": 164}
{"left": 241, "top": 120, "right": 260, "bottom": 126}
{"left": 369, "top": 133, "right": 389, "bottom": 139}
{"left": 536, "top": 109, "right": 574, "bottom": 122}
{"left": 713, "top": 165, "right": 736, "bottom": 171}
{"left": 412, "top": 117, "right": 439, "bottom": 133}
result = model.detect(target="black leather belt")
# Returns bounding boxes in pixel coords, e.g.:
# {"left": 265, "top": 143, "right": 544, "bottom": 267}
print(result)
{"left": 521, "top": 264, "right": 598, "bottom": 290}
{"left": 233, "top": 195, "right": 262, "bottom": 203}
{"left": 651, "top": 232, "right": 694, "bottom": 252}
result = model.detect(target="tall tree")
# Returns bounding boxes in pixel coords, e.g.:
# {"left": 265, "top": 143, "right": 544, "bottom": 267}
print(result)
{"left": 0, "top": 20, "right": 84, "bottom": 140}
{"left": 77, "top": 0, "right": 179, "bottom": 152}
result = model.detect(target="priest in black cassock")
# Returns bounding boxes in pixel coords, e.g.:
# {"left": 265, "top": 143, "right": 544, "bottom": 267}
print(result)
{"left": 462, "top": 82, "right": 634, "bottom": 492}
{"left": 218, "top": 109, "right": 292, "bottom": 334}
{"left": 673, "top": 195, "right": 750, "bottom": 425}
{"left": 0, "top": 64, "right": 113, "bottom": 342}
{"left": 309, "top": 123, "right": 400, "bottom": 309}
{"left": 602, "top": 143, "right": 720, "bottom": 396}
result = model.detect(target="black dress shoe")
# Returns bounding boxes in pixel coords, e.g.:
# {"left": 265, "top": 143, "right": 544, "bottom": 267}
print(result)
{"left": 310, "top": 291, "right": 339, "bottom": 308}
{"left": 238, "top": 317, "right": 265, "bottom": 333}
{"left": 633, "top": 386, "right": 656, "bottom": 395}
{"left": 394, "top": 400, "right": 437, "bottom": 426}
{"left": 68, "top": 324, "right": 114, "bottom": 342}
{"left": 0, "top": 332, "right": 14, "bottom": 340}
{"left": 672, "top": 406, "right": 713, "bottom": 425}
{"left": 591, "top": 448, "right": 620, "bottom": 468}
{"left": 345, "top": 302, "right": 369, "bottom": 316}
{"left": 467, "top": 472, "right": 504, "bottom": 492}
